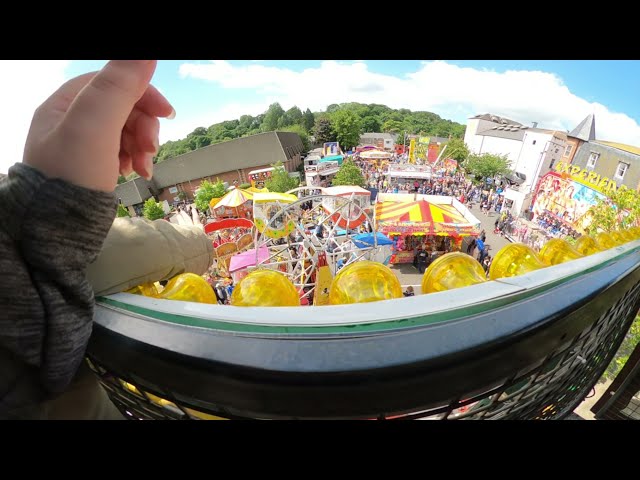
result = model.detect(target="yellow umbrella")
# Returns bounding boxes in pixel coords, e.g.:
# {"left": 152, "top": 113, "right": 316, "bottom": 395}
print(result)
{"left": 212, "top": 189, "right": 253, "bottom": 209}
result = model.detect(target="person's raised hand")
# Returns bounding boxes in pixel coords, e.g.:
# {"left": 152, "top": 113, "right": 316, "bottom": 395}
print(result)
{"left": 22, "top": 60, "right": 175, "bottom": 192}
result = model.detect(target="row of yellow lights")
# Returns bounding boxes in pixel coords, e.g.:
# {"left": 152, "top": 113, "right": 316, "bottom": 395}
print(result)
{"left": 125, "top": 228, "right": 640, "bottom": 306}
{"left": 420, "top": 227, "right": 640, "bottom": 294}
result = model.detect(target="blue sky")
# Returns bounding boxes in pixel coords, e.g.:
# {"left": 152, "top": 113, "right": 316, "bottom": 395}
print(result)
{"left": 2, "top": 60, "right": 640, "bottom": 173}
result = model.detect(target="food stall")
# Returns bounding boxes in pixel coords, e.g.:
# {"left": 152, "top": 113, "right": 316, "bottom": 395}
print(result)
{"left": 374, "top": 193, "right": 481, "bottom": 264}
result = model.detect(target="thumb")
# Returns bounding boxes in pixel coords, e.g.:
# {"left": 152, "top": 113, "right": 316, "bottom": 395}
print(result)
{"left": 61, "top": 60, "right": 157, "bottom": 136}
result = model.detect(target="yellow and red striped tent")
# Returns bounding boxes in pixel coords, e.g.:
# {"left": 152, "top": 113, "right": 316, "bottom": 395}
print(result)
{"left": 375, "top": 199, "right": 480, "bottom": 237}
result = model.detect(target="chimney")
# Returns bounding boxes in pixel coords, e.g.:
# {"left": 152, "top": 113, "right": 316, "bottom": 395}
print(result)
{"left": 532, "top": 122, "right": 538, "bottom": 128}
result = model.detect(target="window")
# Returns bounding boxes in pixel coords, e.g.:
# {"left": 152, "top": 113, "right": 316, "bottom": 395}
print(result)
{"left": 587, "top": 152, "right": 600, "bottom": 169}
{"left": 564, "top": 144, "right": 573, "bottom": 157}
{"left": 615, "top": 162, "right": 629, "bottom": 180}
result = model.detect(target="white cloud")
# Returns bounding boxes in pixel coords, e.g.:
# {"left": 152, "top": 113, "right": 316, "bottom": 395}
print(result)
{"left": 0, "top": 61, "right": 70, "bottom": 173}
{"left": 179, "top": 60, "right": 640, "bottom": 147}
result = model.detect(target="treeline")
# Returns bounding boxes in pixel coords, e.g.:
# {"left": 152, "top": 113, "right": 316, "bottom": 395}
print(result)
{"left": 119, "top": 103, "right": 466, "bottom": 183}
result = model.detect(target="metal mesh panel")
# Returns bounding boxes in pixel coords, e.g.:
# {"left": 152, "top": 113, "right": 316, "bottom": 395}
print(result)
{"left": 86, "top": 276, "right": 640, "bottom": 420}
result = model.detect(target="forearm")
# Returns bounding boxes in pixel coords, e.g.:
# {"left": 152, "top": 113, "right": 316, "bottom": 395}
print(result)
{"left": 0, "top": 163, "right": 116, "bottom": 393}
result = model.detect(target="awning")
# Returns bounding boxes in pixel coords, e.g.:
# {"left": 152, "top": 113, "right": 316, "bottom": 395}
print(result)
{"left": 352, "top": 232, "right": 394, "bottom": 249}
{"left": 359, "top": 150, "right": 393, "bottom": 159}
{"left": 212, "top": 188, "right": 253, "bottom": 209}
{"left": 321, "top": 154, "right": 344, "bottom": 165}
{"left": 228, "top": 247, "right": 270, "bottom": 273}
{"left": 375, "top": 199, "right": 480, "bottom": 236}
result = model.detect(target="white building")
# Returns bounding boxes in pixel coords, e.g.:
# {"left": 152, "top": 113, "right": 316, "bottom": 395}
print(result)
{"left": 464, "top": 114, "right": 567, "bottom": 215}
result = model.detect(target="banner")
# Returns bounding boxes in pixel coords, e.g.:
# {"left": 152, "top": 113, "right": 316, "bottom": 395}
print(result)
{"left": 443, "top": 158, "right": 458, "bottom": 174}
{"left": 323, "top": 142, "right": 340, "bottom": 157}
{"left": 408, "top": 138, "right": 416, "bottom": 164}
{"left": 532, "top": 171, "right": 605, "bottom": 232}
{"left": 554, "top": 161, "right": 627, "bottom": 195}
{"left": 427, "top": 143, "right": 440, "bottom": 163}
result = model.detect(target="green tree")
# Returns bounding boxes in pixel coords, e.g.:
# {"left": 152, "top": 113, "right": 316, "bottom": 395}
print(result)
{"left": 265, "top": 161, "right": 299, "bottom": 193}
{"left": 285, "top": 106, "right": 303, "bottom": 126}
{"left": 143, "top": 198, "right": 165, "bottom": 221}
{"left": 302, "top": 108, "right": 315, "bottom": 131}
{"left": 326, "top": 103, "right": 340, "bottom": 114}
{"left": 382, "top": 119, "right": 404, "bottom": 133}
{"left": 330, "top": 110, "right": 362, "bottom": 150}
{"left": 116, "top": 203, "right": 130, "bottom": 218}
{"left": 464, "top": 153, "right": 512, "bottom": 184}
{"left": 194, "top": 178, "right": 227, "bottom": 212}
{"left": 313, "top": 116, "right": 335, "bottom": 144}
{"left": 262, "top": 103, "right": 285, "bottom": 132}
{"left": 443, "top": 137, "right": 470, "bottom": 164}
{"left": 331, "top": 159, "right": 366, "bottom": 187}
{"left": 584, "top": 187, "right": 640, "bottom": 235}
{"left": 361, "top": 116, "right": 381, "bottom": 133}
{"left": 117, "top": 175, "right": 128, "bottom": 184}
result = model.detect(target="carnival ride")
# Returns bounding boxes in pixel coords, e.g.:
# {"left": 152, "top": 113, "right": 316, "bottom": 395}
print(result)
{"left": 204, "top": 217, "right": 255, "bottom": 275}
{"left": 241, "top": 188, "right": 391, "bottom": 303}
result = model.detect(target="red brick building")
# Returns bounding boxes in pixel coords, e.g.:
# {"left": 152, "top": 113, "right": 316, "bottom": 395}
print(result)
{"left": 116, "top": 131, "right": 304, "bottom": 208}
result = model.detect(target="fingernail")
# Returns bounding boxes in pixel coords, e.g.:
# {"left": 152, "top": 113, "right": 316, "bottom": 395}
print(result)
{"left": 144, "top": 154, "right": 154, "bottom": 180}
{"left": 166, "top": 108, "right": 176, "bottom": 120}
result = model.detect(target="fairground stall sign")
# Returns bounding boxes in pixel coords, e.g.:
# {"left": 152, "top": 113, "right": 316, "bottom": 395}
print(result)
{"left": 531, "top": 169, "right": 606, "bottom": 233}
{"left": 554, "top": 161, "right": 628, "bottom": 194}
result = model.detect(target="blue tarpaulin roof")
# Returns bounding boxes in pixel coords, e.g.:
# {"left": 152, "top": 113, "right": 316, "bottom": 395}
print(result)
{"left": 352, "top": 232, "right": 394, "bottom": 249}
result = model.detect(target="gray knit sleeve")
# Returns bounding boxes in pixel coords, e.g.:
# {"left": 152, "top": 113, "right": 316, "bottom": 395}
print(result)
{"left": 0, "top": 163, "right": 116, "bottom": 395}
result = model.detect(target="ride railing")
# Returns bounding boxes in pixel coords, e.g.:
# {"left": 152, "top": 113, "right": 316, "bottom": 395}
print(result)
{"left": 86, "top": 240, "right": 640, "bottom": 419}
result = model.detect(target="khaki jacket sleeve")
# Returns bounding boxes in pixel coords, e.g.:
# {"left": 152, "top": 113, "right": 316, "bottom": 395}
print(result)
{"left": 87, "top": 217, "right": 214, "bottom": 296}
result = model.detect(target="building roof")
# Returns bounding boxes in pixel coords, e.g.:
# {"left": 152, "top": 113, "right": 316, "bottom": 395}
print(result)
{"left": 593, "top": 140, "right": 640, "bottom": 157}
{"left": 115, "top": 131, "right": 303, "bottom": 206}
{"left": 152, "top": 131, "right": 303, "bottom": 189}
{"left": 476, "top": 126, "right": 527, "bottom": 141}
{"left": 360, "top": 132, "right": 396, "bottom": 140}
{"left": 471, "top": 113, "right": 524, "bottom": 127}
{"left": 115, "top": 177, "right": 155, "bottom": 207}
{"left": 568, "top": 114, "right": 596, "bottom": 142}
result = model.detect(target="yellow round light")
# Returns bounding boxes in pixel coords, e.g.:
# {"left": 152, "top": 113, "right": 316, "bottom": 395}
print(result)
{"left": 594, "top": 232, "right": 618, "bottom": 250}
{"left": 609, "top": 231, "right": 626, "bottom": 245}
{"left": 421, "top": 252, "right": 487, "bottom": 294}
{"left": 231, "top": 269, "right": 299, "bottom": 306}
{"left": 329, "top": 260, "right": 403, "bottom": 305}
{"left": 126, "top": 282, "right": 159, "bottom": 297}
{"left": 573, "top": 236, "right": 601, "bottom": 256}
{"left": 158, "top": 273, "right": 217, "bottom": 304}
{"left": 489, "top": 243, "right": 546, "bottom": 280}
{"left": 538, "top": 238, "right": 583, "bottom": 266}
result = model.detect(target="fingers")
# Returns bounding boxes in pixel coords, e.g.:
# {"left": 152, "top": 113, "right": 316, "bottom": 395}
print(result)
{"left": 121, "top": 110, "right": 159, "bottom": 180}
{"left": 62, "top": 60, "right": 158, "bottom": 138}
{"left": 130, "top": 114, "right": 160, "bottom": 180}
{"left": 135, "top": 84, "right": 175, "bottom": 119}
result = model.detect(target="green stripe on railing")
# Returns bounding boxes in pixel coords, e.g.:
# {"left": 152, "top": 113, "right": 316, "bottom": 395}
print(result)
{"left": 96, "top": 246, "right": 639, "bottom": 335}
